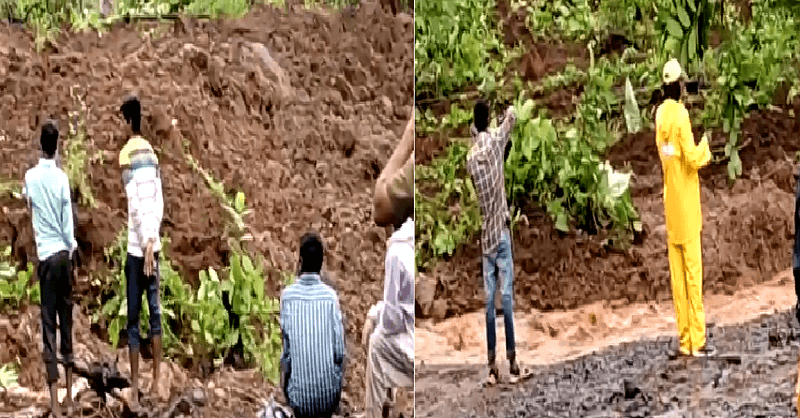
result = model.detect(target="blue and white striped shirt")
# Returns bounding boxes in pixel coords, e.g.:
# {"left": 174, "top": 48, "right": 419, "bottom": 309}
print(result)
{"left": 280, "top": 273, "right": 344, "bottom": 417}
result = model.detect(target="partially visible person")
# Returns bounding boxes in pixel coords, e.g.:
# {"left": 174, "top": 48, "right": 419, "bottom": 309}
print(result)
{"left": 363, "top": 206, "right": 414, "bottom": 418}
{"left": 656, "top": 59, "right": 713, "bottom": 357}
{"left": 794, "top": 166, "right": 800, "bottom": 323}
{"left": 373, "top": 116, "right": 413, "bottom": 228}
{"left": 280, "top": 232, "right": 345, "bottom": 418}
{"left": 119, "top": 94, "right": 165, "bottom": 406}
{"left": 24, "top": 120, "right": 77, "bottom": 417}
{"left": 467, "top": 99, "right": 519, "bottom": 384}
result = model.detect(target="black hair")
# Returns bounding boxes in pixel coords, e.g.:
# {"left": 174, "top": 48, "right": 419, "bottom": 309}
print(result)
{"left": 40, "top": 120, "right": 59, "bottom": 158}
{"left": 662, "top": 81, "right": 681, "bottom": 102}
{"left": 393, "top": 197, "right": 414, "bottom": 229}
{"left": 474, "top": 99, "right": 490, "bottom": 133}
{"left": 120, "top": 95, "right": 142, "bottom": 134}
{"left": 298, "top": 231, "right": 324, "bottom": 274}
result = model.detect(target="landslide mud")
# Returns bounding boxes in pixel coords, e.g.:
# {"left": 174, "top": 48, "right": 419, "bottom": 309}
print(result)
{"left": 0, "top": 1, "right": 413, "bottom": 413}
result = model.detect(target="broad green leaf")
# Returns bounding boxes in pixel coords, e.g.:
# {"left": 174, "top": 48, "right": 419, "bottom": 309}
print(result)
{"left": 242, "top": 255, "right": 255, "bottom": 273}
{"left": 519, "top": 99, "right": 535, "bottom": 121}
{"left": 623, "top": 77, "right": 641, "bottom": 134}
{"left": 234, "top": 191, "right": 246, "bottom": 213}
{"left": 555, "top": 211, "right": 569, "bottom": 232}
{"left": 665, "top": 17, "right": 683, "bottom": 38}
{"left": 677, "top": 5, "right": 690, "bottom": 28}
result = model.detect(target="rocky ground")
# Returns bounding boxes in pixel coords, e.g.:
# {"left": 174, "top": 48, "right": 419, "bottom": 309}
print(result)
{"left": 417, "top": 308, "right": 800, "bottom": 418}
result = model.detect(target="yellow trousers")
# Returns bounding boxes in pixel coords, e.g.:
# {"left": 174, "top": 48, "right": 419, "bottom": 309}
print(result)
{"left": 668, "top": 235, "right": 706, "bottom": 354}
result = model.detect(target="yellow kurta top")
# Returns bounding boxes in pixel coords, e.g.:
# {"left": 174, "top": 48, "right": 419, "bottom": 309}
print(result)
{"left": 655, "top": 99, "right": 711, "bottom": 245}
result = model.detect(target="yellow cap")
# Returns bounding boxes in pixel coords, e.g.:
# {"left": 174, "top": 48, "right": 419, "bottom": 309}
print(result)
{"left": 662, "top": 59, "right": 684, "bottom": 84}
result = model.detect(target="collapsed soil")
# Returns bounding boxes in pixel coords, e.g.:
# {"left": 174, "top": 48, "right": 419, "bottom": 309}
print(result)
{"left": 416, "top": 310, "right": 800, "bottom": 418}
{"left": 0, "top": 0, "right": 413, "bottom": 413}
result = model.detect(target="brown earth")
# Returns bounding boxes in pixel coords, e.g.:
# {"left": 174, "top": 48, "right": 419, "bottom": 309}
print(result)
{"left": 0, "top": 1, "right": 412, "bottom": 415}
{"left": 417, "top": 96, "right": 800, "bottom": 323}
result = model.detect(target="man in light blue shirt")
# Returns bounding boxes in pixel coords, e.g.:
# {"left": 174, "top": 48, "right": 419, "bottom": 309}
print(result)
{"left": 280, "top": 232, "right": 344, "bottom": 418}
{"left": 23, "top": 120, "right": 77, "bottom": 417}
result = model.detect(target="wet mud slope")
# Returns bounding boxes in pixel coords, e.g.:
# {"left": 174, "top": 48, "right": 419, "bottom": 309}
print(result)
{"left": 0, "top": 1, "right": 413, "bottom": 413}
{"left": 416, "top": 310, "right": 800, "bottom": 418}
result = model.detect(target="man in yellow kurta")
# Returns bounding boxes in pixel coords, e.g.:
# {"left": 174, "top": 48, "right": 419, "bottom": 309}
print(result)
{"left": 656, "top": 59, "right": 714, "bottom": 357}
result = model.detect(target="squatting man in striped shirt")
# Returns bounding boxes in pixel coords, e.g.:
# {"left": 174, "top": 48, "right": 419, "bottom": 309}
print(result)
{"left": 364, "top": 116, "right": 414, "bottom": 418}
{"left": 24, "top": 120, "right": 79, "bottom": 418}
{"left": 280, "top": 232, "right": 345, "bottom": 418}
{"left": 119, "top": 94, "right": 165, "bottom": 408}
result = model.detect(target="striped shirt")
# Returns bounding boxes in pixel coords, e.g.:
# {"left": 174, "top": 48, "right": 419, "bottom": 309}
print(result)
{"left": 280, "top": 274, "right": 344, "bottom": 417}
{"left": 467, "top": 109, "right": 516, "bottom": 255}
{"left": 23, "top": 159, "right": 77, "bottom": 261}
{"left": 119, "top": 136, "right": 164, "bottom": 257}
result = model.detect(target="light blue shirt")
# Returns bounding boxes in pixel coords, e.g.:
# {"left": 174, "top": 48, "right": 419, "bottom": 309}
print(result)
{"left": 23, "top": 159, "right": 76, "bottom": 261}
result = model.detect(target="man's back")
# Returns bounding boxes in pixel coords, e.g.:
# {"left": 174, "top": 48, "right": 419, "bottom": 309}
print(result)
{"left": 24, "top": 159, "right": 74, "bottom": 261}
{"left": 280, "top": 273, "right": 344, "bottom": 417}
{"left": 467, "top": 109, "right": 516, "bottom": 256}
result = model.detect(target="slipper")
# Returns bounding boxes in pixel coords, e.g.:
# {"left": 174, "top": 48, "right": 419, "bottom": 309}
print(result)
{"left": 483, "top": 373, "right": 498, "bottom": 387}
{"left": 508, "top": 366, "right": 534, "bottom": 384}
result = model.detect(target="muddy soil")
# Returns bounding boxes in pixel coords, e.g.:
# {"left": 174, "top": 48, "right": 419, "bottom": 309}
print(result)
{"left": 416, "top": 310, "right": 800, "bottom": 417}
{"left": 0, "top": 0, "right": 413, "bottom": 413}
{"left": 0, "top": 305, "right": 275, "bottom": 417}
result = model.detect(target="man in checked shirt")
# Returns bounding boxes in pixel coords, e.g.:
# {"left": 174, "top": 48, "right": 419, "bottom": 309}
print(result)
{"left": 119, "top": 95, "right": 165, "bottom": 407}
{"left": 467, "top": 99, "right": 519, "bottom": 384}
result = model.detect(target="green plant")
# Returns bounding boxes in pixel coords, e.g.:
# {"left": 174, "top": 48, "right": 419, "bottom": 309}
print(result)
{"left": 191, "top": 268, "right": 236, "bottom": 360}
{"left": 517, "top": 0, "right": 597, "bottom": 42}
{"left": 415, "top": 0, "right": 505, "bottom": 100}
{"left": 655, "top": 0, "right": 719, "bottom": 66}
{"left": 183, "top": 143, "right": 252, "bottom": 250}
{"left": 64, "top": 88, "right": 97, "bottom": 208}
{"left": 415, "top": 141, "right": 482, "bottom": 271}
{"left": 699, "top": 1, "right": 800, "bottom": 179}
{"left": 223, "top": 252, "right": 282, "bottom": 383}
{"left": 0, "top": 247, "right": 39, "bottom": 311}
{"left": 0, "top": 362, "right": 19, "bottom": 388}
{"left": 505, "top": 97, "right": 640, "bottom": 239}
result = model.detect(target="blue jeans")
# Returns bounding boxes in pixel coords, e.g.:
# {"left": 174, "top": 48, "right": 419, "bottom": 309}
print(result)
{"left": 125, "top": 253, "right": 162, "bottom": 350}
{"left": 482, "top": 228, "right": 515, "bottom": 359}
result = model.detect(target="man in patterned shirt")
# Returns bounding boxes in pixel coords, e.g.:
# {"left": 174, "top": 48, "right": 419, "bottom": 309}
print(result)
{"left": 280, "top": 232, "right": 345, "bottom": 418}
{"left": 467, "top": 99, "right": 519, "bottom": 383}
{"left": 119, "top": 95, "right": 165, "bottom": 407}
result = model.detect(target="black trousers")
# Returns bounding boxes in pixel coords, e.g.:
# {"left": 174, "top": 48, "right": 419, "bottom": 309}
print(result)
{"left": 38, "top": 250, "right": 74, "bottom": 384}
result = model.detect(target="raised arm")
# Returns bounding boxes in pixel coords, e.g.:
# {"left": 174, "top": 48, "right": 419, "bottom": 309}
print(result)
{"left": 373, "top": 117, "right": 414, "bottom": 227}
{"left": 493, "top": 106, "right": 517, "bottom": 151}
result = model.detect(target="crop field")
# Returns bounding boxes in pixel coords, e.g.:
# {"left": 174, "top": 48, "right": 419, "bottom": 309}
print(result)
{"left": 0, "top": 0, "right": 413, "bottom": 416}
{"left": 414, "top": 0, "right": 800, "bottom": 416}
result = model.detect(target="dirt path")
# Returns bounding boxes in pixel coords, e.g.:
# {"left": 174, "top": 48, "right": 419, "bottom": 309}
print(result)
{"left": 415, "top": 270, "right": 800, "bottom": 417}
